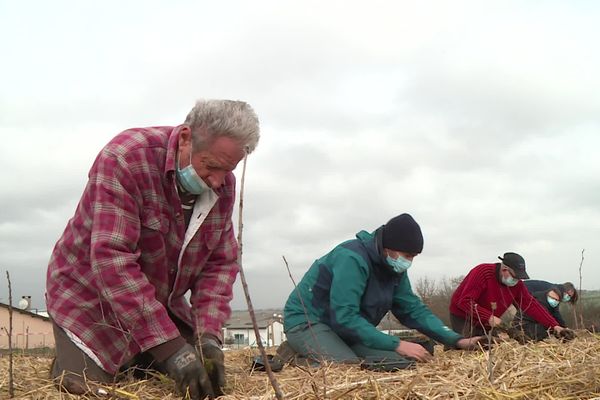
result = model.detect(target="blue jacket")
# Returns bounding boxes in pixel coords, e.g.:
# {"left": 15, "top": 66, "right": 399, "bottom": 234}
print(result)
{"left": 283, "top": 228, "right": 462, "bottom": 351}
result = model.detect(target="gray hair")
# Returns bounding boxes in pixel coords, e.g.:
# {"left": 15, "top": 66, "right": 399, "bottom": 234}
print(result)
{"left": 184, "top": 99, "right": 260, "bottom": 153}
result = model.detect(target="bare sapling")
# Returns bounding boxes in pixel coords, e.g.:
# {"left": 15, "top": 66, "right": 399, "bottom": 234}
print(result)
{"left": 283, "top": 255, "right": 327, "bottom": 397}
{"left": 487, "top": 302, "right": 497, "bottom": 383}
{"left": 236, "top": 154, "right": 284, "bottom": 400}
{"left": 5, "top": 271, "right": 15, "bottom": 398}
{"left": 575, "top": 249, "right": 584, "bottom": 329}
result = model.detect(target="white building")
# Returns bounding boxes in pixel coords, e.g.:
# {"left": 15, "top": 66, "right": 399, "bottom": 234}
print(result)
{"left": 223, "top": 309, "right": 286, "bottom": 349}
{"left": 377, "top": 312, "right": 417, "bottom": 338}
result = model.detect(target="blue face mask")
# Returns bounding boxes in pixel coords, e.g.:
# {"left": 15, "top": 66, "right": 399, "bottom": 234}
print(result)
{"left": 501, "top": 275, "right": 519, "bottom": 287}
{"left": 386, "top": 254, "right": 412, "bottom": 273}
{"left": 547, "top": 297, "right": 560, "bottom": 308}
{"left": 562, "top": 293, "right": 571, "bottom": 303}
{"left": 176, "top": 151, "right": 210, "bottom": 195}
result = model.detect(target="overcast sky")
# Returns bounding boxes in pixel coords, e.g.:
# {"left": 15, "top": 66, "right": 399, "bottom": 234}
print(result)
{"left": 1, "top": 1, "right": 598, "bottom": 312}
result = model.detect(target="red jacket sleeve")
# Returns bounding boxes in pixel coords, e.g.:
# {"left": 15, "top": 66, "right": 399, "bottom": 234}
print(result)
{"left": 452, "top": 266, "right": 495, "bottom": 325}
{"left": 515, "top": 284, "right": 559, "bottom": 328}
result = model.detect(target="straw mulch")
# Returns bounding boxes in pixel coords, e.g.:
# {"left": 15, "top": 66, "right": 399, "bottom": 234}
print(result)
{"left": 1, "top": 332, "right": 600, "bottom": 399}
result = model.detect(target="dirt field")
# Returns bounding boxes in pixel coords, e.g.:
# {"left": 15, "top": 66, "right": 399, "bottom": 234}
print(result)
{"left": 1, "top": 333, "right": 600, "bottom": 399}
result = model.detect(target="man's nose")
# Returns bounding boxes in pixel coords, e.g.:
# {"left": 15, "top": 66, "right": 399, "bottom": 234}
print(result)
{"left": 207, "top": 172, "right": 226, "bottom": 188}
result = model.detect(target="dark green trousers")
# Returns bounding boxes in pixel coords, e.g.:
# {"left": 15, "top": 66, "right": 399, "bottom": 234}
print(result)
{"left": 285, "top": 322, "right": 415, "bottom": 369}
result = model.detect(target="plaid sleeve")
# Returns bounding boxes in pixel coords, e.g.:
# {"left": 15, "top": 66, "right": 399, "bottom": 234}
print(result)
{"left": 88, "top": 149, "right": 179, "bottom": 350}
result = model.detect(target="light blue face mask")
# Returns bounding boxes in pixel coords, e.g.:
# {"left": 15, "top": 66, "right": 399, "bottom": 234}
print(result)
{"left": 176, "top": 150, "right": 210, "bottom": 195}
{"left": 386, "top": 254, "right": 412, "bottom": 273}
{"left": 547, "top": 297, "right": 560, "bottom": 308}
{"left": 501, "top": 275, "right": 519, "bottom": 287}
{"left": 562, "top": 293, "right": 571, "bottom": 303}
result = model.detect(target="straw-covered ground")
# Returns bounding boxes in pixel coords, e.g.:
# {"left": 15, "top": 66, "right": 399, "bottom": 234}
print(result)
{"left": 1, "top": 332, "right": 600, "bottom": 399}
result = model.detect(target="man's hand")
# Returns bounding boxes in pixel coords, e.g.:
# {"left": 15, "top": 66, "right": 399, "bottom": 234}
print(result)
{"left": 488, "top": 315, "right": 503, "bottom": 328}
{"left": 554, "top": 327, "right": 576, "bottom": 342}
{"left": 553, "top": 325, "right": 564, "bottom": 334}
{"left": 455, "top": 336, "right": 485, "bottom": 350}
{"left": 199, "top": 335, "right": 225, "bottom": 397}
{"left": 163, "top": 343, "right": 214, "bottom": 400}
{"left": 395, "top": 340, "right": 433, "bottom": 362}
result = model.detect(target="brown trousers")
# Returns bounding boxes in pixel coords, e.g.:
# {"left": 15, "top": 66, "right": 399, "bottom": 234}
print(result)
{"left": 449, "top": 313, "right": 487, "bottom": 337}
{"left": 51, "top": 315, "right": 195, "bottom": 394}
{"left": 50, "top": 320, "right": 114, "bottom": 394}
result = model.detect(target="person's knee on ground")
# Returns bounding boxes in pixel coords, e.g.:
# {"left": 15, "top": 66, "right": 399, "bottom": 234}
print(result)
{"left": 51, "top": 321, "right": 114, "bottom": 394}
{"left": 50, "top": 354, "right": 114, "bottom": 395}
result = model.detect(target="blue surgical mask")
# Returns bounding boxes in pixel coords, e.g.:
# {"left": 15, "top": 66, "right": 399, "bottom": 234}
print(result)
{"left": 501, "top": 275, "right": 519, "bottom": 287}
{"left": 547, "top": 297, "right": 560, "bottom": 308}
{"left": 562, "top": 294, "right": 571, "bottom": 303}
{"left": 386, "top": 254, "right": 412, "bottom": 273}
{"left": 176, "top": 151, "right": 210, "bottom": 195}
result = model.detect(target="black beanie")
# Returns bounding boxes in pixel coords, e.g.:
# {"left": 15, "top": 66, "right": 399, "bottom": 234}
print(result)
{"left": 382, "top": 214, "right": 424, "bottom": 253}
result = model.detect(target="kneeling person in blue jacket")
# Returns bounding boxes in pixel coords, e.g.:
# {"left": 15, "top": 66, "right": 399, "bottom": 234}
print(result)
{"left": 283, "top": 213, "right": 482, "bottom": 368}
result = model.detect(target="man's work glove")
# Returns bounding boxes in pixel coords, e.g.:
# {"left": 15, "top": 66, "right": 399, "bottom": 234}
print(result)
{"left": 555, "top": 328, "right": 576, "bottom": 342}
{"left": 164, "top": 343, "right": 215, "bottom": 400}
{"left": 198, "top": 334, "right": 225, "bottom": 397}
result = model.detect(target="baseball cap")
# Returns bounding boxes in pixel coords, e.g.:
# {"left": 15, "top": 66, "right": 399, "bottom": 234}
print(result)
{"left": 498, "top": 252, "right": 529, "bottom": 279}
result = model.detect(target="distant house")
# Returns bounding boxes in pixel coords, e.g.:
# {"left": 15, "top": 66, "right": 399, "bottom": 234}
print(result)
{"left": 0, "top": 299, "right": 54, "bottom": 349}
{"left": 376, "top": 312, "right": 417, "bottom": 338}
{"left": 223, "top": 309, "right": 285, "bottom": 348}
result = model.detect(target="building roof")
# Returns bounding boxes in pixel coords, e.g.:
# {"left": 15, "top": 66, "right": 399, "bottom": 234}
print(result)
{"left": 224, "top": 309, "right": 283, "bottom": 329}
{"left": 224, "top": 309, "right": 411, "bottom": 332}
{"left": 0, "top": 303, "right": 50, "bottom": 322}
{"left": 376, "top": 312, "right": 411, "bottom": 331}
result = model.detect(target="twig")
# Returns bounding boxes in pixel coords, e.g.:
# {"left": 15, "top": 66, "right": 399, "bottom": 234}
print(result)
{"left": 578, "top": 249, "right": 584, "bottom": 294}
{"left": 236, "top": 153, "right": 284, "bottom": 400}
{"left": 487, "top": 302, "right": 497, "bottom": 383}
{"left": 282, "top": 255, "right": 327, "bottom": 397}
{"left": 576, "top": 249, "right": 585, "bottom": 329}
{"left": 6, "top": 271, "right": 15, "bottom": 398}
{"left": 325, "top": 375, "right": 406, "bottom": 396}
{"left": 282, "top": 256, "right": 324, "bottom": 357}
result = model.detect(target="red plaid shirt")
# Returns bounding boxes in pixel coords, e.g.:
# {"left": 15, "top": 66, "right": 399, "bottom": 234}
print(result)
{"left": 46, "top": 126, "right": 239, "bottom": 373}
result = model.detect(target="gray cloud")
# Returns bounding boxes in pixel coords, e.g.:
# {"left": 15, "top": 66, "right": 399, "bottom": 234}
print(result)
{"left": 1, "top": 1, "right": 599, "bottom": 314}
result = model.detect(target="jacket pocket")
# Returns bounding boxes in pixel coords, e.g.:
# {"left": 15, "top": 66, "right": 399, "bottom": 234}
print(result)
{"left": 201, "top": 228, "right": 223, "bottom": 251}
{"left": 141, "top": 209, "right": 170, "bottom": 234}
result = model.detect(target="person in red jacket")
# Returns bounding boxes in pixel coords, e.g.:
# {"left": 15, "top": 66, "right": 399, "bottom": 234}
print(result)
{"left": 449, "top": 252, "right": 568, "bottom": 338}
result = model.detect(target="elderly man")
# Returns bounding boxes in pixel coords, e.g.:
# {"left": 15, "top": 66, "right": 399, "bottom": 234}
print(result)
{"left": 283, "top": 213, "right": 482, "bottom": 369}
{"left": 449, "top": 252, "right": 569, "bottom": 340}
{"left": 46, "top": 100, "right": 260, "bottom": 399}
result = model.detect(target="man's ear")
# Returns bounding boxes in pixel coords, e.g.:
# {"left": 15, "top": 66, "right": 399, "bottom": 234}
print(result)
{"left": 179, "top": 125, "right": 192, "bottom": 144}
